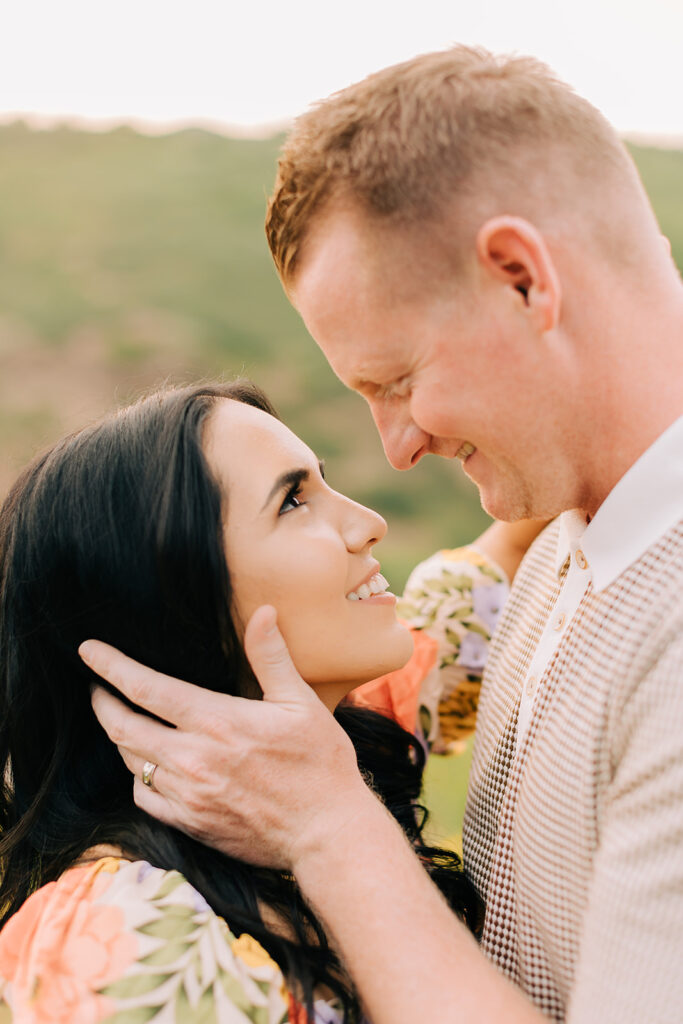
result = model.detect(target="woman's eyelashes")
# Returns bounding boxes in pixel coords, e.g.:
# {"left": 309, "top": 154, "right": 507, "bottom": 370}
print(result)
{"left": 277, "top": 461, "right": 325, "bottom": 516}
{"left": 279, "top": 483, "right": 306, "bottom": 515}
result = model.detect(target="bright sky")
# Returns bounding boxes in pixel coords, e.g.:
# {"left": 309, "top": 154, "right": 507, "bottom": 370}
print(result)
{"left": 2, "top": 0, "right": 682, "bottom": 138}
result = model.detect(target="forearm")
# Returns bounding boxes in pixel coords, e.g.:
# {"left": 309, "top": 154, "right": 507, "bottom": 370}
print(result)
{"left": 472, "top": 518, "right": 551, "bottom": 583}
{"left": 84, "top": 616, "right": 547, "bottom": 1020}
{"left": 294, "top": 793, "right": 546, "bottom": 1024}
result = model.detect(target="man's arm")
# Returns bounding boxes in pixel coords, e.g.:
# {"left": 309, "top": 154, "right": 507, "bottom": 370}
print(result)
{"left": 290, "top": 775, "right": 544, "bottom": 1024}
{"left": 472, "top": 518, "right": 551, "bottom": 583}
{"left": 566, "top": 630, "right": 683, "bottom": 1024}
{"left": 84, "top": 606, "right": 546, "bottom": 1024}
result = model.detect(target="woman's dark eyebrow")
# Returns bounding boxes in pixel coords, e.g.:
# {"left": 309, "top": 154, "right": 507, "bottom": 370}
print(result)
{"left": 261, "top": 470, "right": 308, "bottom": 512}
{"left": 261, "top": 460, "right": 326, "bottom": 513}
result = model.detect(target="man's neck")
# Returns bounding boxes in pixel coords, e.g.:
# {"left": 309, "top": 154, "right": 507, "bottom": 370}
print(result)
{"left": 576, "top": 283, "right": 683, "bottom": 518}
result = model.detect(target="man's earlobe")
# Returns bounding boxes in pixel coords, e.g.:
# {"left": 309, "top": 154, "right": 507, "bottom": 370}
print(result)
{"left": 476, "top": 216, "right": 561, "bottom": 332}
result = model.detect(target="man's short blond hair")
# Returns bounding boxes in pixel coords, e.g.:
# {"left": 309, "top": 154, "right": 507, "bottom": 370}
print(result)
{"left": 265, "top": 46, "right": 641, "bottom": 284}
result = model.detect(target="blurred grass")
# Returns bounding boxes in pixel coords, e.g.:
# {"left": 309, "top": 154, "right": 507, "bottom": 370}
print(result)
{"left": 0, "top": 123, "right": 680, "bottom": 839}
{"left": 422, "top": 738, "right": 475, "bottom": 856}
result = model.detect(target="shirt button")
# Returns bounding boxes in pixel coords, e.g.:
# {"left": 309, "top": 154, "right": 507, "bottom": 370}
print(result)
{"left": 575, "top": 549, "right": 588, "bottom": 570}
{"left": 554, "top": 613, "right": 566, "bottom": 631}
{"left": 526, "top": 675, "right": 537, "bottom": 697}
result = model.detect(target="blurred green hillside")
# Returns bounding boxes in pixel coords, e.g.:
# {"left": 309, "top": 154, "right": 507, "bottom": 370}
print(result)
{"left": 0, "top": 123, "right": 681, "bottom": 590}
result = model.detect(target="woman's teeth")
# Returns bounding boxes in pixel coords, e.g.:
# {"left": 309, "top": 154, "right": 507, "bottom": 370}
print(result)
{"left": 346, "top": 572, "right": 390, "bottom": 601}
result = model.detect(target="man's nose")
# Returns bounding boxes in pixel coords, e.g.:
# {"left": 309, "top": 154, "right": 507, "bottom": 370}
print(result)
{"left": 369, "top": 401, "right": 431, "bottom": 471}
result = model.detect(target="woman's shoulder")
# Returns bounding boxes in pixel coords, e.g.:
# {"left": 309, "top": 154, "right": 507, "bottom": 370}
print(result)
{"left": 0, "top": 856, "right": 320, "bottom": 1023}
{"left": 399, "top": 544, "right": 509, "bottom": 619}
{"left": 400, "top": 544, "right": 510, "bottom": 752}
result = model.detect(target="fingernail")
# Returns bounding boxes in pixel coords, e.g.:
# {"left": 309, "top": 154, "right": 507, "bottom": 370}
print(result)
{"left": 262, "top": 606, "right": 278, "bottom": 635}
{"left": 79, "top": 641, "right": 93, "bottom": 664}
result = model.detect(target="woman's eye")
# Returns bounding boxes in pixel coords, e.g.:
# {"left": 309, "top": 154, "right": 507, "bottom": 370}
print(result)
{"left": 279, "top": 485, "right": 305, "bottom": 515}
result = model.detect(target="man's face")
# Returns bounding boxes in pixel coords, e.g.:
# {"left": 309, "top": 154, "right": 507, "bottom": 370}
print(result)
{"left": 290, "top": 208, "right": 577, "bottom": 522}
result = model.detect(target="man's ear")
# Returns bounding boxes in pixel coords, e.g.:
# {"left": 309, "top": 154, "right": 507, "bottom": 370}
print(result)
{"left": 475, "top": 216, "right": 561, "bottom": 333}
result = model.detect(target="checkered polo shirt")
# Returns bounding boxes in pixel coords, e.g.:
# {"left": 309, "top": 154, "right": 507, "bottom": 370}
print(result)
{"left": 463, "top": 514, "right": 683, "bottom": 1023}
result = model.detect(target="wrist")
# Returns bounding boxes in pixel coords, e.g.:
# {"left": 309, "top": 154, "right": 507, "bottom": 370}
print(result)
{"left": 290, "top": 783, "right": 397, "bottom": 880}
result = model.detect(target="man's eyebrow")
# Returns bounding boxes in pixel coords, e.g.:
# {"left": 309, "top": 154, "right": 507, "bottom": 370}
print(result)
{"left": 261, "top": 460, "right": 325, "bottom": 513}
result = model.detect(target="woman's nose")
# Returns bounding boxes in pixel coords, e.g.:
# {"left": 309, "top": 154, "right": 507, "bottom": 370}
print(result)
{"left": 341, "top": 498, "right": 387, "bottom": 552}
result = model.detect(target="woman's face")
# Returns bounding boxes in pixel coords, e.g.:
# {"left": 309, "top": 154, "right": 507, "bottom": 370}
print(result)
{"left": 204, "top": 399, "right": 413, "bottom": 709}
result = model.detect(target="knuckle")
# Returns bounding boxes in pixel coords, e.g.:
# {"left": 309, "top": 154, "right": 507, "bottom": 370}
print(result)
{"left": 261, "top": 647, "right": 291, "bottom": 672}
{"left": 185, "top": 791, "right": 211, "bottom": 819}
{"left": 103, "top": 717, "right": 128, "bottom": 747}
{"left": 116, "top": 746, "right": 135, "bottom": 770}
{"left": 177, "top": 749, "right": 207, "bottom": 785}
{"left": 124, "top": 671, "right": 153, "bottom": 707}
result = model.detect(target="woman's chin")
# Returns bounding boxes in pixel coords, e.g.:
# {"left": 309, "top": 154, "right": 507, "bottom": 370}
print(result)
{"left": 384, "top": 622, "right": 415, "bottom": 671}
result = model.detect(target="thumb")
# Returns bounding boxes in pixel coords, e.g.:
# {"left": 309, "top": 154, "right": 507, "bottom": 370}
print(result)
{"left": 244, "top": 606, "right": 315, "bottom": 705}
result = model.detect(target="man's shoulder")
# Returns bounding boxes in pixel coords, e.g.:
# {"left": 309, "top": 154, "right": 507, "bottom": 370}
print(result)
{"left": 512, "top": 512, "right": 683, "bottom": 601}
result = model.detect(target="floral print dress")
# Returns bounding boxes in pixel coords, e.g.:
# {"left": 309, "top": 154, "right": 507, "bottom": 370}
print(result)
{"left": 353, "top": 545, "right": 509, "bottom": 754}
{"left": 0, "top": 856, "right": 343, "bottom": 1024}
{"left": 0, "top": 546, "right": 508, "bottom": 1023}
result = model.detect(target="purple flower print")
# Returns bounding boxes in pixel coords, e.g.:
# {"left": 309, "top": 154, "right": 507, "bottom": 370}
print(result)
{"left": 472, "top": 582, "right": 508, "bottom": 632}
{"left": 458, "top": 631, "right": 489, "bottom": 670}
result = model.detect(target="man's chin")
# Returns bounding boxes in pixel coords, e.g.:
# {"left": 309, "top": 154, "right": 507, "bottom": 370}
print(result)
{"left": 463, "top": 456, "right": 555, "bottom": 521}
{"left": 476, "top": 480, "right": 536, "bottom": 523}
{"left": 480, "top": 485, "right": 567, "bottom": 523}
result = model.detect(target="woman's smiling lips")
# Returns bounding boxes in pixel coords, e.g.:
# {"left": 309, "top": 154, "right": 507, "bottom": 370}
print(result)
{"left": 346, "top": 569, "right": 394, "bottom": 603}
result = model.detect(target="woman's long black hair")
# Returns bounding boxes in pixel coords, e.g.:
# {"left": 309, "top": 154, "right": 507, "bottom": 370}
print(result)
{"left": 0, "top": 381, "right": 478, "bottom": 1020}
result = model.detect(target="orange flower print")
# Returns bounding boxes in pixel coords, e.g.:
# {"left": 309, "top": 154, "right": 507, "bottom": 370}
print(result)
{"left": 0, "top": 861, "right": 137, "bottom": 1024}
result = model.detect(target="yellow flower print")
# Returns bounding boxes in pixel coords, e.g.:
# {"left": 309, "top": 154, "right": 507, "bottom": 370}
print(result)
{"left": 231, "top": 933, "right": 279, "bottom": 970}
{"left": 440, "top": 547, "right": 487, "bottom": 567}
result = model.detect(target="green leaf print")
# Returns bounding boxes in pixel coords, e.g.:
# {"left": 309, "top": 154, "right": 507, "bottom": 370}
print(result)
{"left": 463, "top": 620, "right": 490, "bottom": 639}
{"left": 479, "top": 565, "right": 505, "bottom": 581}
{"left": 175, "top": 979, "right": 219, "bottom": 1024}
{"left": 440, "top": 571, "right": 475, "bottom": 591}
{"left": 448, "top": 605, "right": 474, "bottom": 621}
{"left": 103, "top": 1007, "right": 163, "bottom": 1024}
{"left": 219, "top": 969, "right": 269, "bottom": 1021}
{"left": 141, "top": 938, "right": 193, "bottom": 967}
{"left": 139, "top": 907, "right": 199, "bottom": 940}
{"left": 151, "top": 871, "right": 187, "bottom": 902}
{"left": 422, "top": 577, "right": 455, "bottom": 595}
{"left": 102, "top": 972, "right": 174, "bottom": 999}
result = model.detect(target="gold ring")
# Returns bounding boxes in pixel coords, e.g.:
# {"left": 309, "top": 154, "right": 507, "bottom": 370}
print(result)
{"left": 142, "top": 761, "right": 158, "bottom": 788}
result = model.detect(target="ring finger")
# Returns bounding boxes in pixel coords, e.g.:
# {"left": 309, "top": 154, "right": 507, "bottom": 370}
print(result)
{"left": 118, "top": 747, "right": 165, "bottom": 792}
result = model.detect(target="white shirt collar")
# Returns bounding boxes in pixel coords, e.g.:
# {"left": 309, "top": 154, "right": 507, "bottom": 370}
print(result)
{"left": 554, "top": 509, "right": 589, "bottom": 577}
{"left": 555, "top": 416, "right": 683, "bottom": 593}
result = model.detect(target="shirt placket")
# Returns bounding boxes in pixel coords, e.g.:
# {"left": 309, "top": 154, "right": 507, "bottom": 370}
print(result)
{"left": 515, "top": 545, "right": 592, "bottom": 749}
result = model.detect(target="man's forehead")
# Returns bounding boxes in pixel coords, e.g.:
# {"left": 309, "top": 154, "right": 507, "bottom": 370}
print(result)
{"left": 291, "top": 204, "right": 455, "bottom": 393}
{"left": 293, "top": 220, "right": 377, "bottom": 316}
{"left": 307, "top": 321, "right": 410, "bottom": 391}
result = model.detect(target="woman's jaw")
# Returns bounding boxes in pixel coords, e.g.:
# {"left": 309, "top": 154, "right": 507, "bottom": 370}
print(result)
{"left": 203, "top": 399, "right": 414, "bottom": 710}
